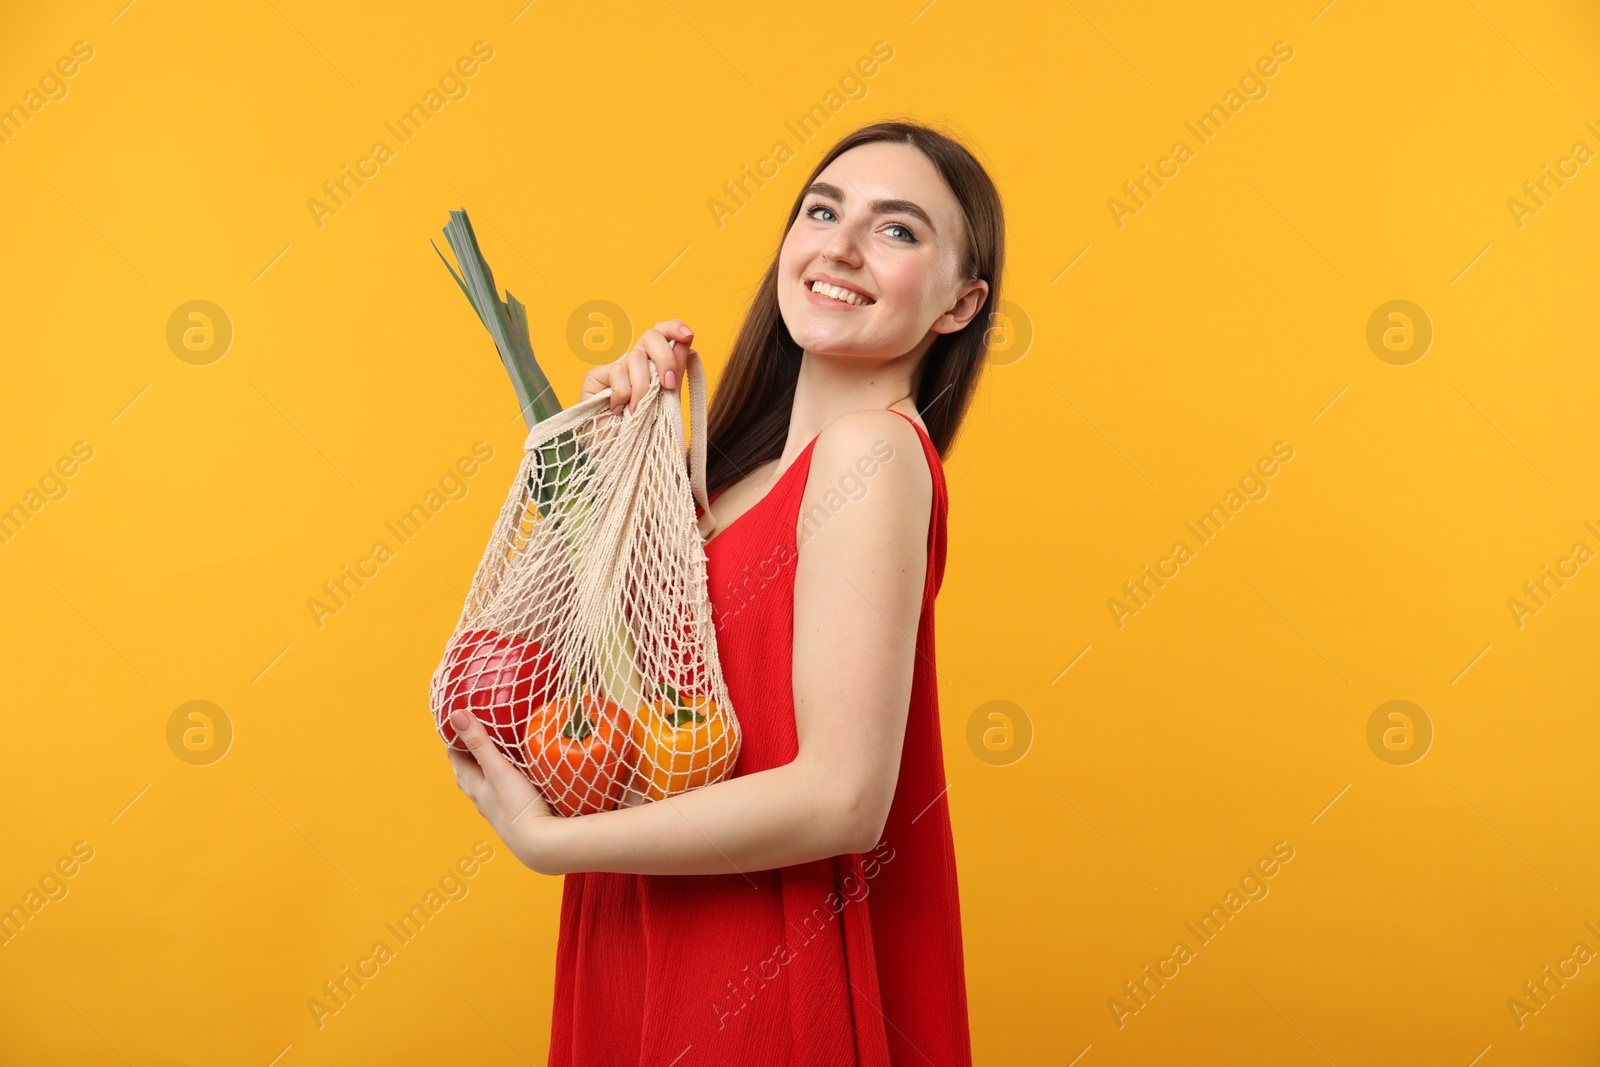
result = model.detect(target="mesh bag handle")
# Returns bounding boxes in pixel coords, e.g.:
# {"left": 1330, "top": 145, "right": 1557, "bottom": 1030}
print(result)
{"left": 671, "top": 343, "right": 715, "bottom": 526}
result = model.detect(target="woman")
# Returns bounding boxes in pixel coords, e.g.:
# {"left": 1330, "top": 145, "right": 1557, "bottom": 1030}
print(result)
{"left": 446, "top": 119, "right": 1005, "bottom": 1065}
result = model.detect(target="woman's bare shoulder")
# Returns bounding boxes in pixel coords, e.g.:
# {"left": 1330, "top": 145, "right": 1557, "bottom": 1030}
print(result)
{"left": 797, "top": 409, "right": 931, "bottom": 548}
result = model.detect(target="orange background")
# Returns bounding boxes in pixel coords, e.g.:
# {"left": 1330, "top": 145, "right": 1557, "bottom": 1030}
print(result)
{"left": 2, "top": 1, "right": 1598, "bottom": 1063}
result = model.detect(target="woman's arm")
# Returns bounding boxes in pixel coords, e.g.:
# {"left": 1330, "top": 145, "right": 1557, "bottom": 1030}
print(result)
{"left": 446, "top": 409, "right": 931, "bottom": 876}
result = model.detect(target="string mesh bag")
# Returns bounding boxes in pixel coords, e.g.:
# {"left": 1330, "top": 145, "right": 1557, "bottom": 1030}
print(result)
{"left": 428, "top": 348, "right": 741, "bottom": 817}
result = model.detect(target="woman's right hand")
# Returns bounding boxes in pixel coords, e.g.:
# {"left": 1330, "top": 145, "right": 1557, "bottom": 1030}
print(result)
{"left": 581, "top": 320, "right": 695, "bottom": 414}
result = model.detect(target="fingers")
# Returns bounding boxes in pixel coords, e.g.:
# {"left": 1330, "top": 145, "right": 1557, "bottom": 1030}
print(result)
{"left": 448, "top": 710, "right": 523, "bottom": 792}
{"left": 651, "top": 321, "right": 694, "bottom": 390}
{"left": 591, "top": 358, "right": 628, "bottom": 414}
{"left": 448, "top": 747, "right": 484, "bottom": 796}
{"left": 579, "top": 365, "right": 611, "bottom": 401}
{"left": 627, "top": 324, "right": 694, "bottom": 408}
{"left": 582, "top": 321, "right": 695, "bottom": 413}
{"left": 602, "top": 348, "right": 648, "bottom": 415}
{"left": 624, "top": 348, "right": 650, "bottom": 414}
{"left": 638, "top": 331, "right": 683, "bottom": 394}
{"left": 634, "top": 335, "right": 670, "bottom": 407}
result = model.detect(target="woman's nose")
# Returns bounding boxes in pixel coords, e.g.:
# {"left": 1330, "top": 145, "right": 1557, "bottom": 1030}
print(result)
{"left": 821, "top": 224, "right": 863, "bottom": 266}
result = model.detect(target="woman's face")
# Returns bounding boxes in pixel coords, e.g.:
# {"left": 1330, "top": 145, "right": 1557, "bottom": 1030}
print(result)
{"left": 777, "top": 141, "right": 988, "bottom": 363}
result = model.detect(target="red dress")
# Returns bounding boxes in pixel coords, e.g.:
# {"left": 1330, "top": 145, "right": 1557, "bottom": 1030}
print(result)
{"left": 546, "top": 410, "right": 971, "bottom": 1066}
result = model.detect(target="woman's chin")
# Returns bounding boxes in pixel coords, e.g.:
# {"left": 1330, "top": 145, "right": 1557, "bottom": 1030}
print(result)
{"left": 784, "top": 323, "right": 883, "bottom": 360}
{"left": 792, "top": 340, "right": 878, "bottom": 361}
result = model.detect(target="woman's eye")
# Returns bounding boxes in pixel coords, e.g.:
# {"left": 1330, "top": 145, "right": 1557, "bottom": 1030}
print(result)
{"left": 803, "top": 204, "right": 917, "bottom": 243}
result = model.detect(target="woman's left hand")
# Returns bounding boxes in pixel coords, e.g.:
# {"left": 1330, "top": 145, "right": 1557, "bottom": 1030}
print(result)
{"left": 446, "top": 709, "right": 558, "bottom": 872}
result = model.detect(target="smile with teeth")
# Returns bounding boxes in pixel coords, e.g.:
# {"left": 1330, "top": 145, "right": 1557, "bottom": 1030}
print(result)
{"left": 809, "top": 279, "right": 874, "bottom": 306}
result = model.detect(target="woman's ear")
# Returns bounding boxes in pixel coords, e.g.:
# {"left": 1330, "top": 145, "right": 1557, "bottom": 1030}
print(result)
{"left": 932, "top": 278, "right": 990, "bottom": 335}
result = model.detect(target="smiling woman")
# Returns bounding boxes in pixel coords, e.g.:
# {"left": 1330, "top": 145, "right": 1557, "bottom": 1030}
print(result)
{"left": 445, "top": 119, "right": 1004, "bottom": 1067}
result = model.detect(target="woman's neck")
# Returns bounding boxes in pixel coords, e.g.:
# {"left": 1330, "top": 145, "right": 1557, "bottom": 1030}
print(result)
{"left": 778, "top": 346, "right": 926, "bottom": 466}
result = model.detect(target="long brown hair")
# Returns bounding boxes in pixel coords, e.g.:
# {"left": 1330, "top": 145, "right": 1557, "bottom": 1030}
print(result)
{"left": 704, "top": 119, "right": 1006, "bottom": 497}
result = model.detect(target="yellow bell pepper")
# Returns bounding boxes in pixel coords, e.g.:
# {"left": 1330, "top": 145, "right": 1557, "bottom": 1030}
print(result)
{"left": 630, "top": 684, "right": 738, "bottom": 801}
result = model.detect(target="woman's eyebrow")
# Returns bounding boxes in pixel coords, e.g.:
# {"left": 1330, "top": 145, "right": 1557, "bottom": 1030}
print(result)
{"left": 803, "top": 181, "right": 937, "bottom": 234}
